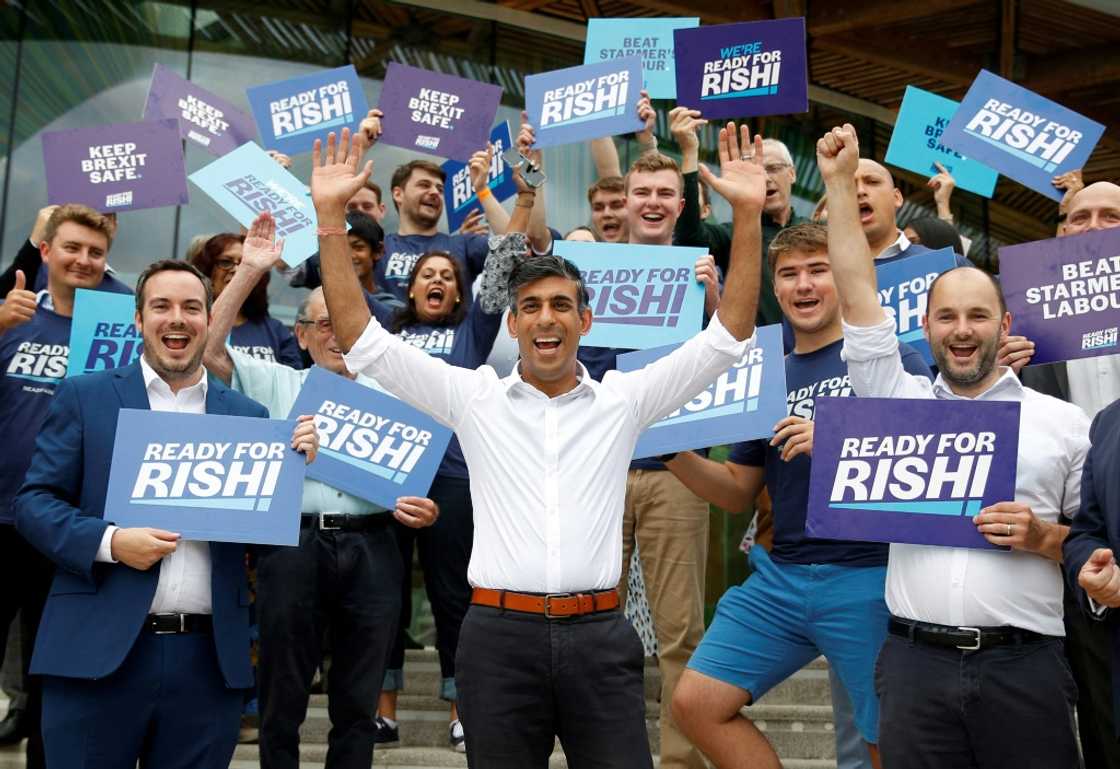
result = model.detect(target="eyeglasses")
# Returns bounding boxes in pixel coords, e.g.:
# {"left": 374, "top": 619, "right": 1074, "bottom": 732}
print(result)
{"left": 297, "top": 318, "right": 333, "bottom": 334}
{"left": 763, "top": 162, "right": 791, "bottom": 176}
{"left": 214, "top": 258, "right": 241, "bottom": 272}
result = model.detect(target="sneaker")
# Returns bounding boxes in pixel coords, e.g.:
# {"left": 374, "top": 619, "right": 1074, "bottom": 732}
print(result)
{"left": 449, "top": 719, "right": 466, "bottom": 753}
{"left": 374, "top": 716, "right": 400, "bottom": 746}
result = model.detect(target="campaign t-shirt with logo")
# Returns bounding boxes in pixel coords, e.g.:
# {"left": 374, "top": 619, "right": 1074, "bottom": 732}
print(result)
{"left": 0, "top": 302, "right": 71, "bottom": 522}
{"left": 377, "top": 233, "right": 490, "bottom": 305}
{"left": 230, "top": 315, "right": 302, "bottom": 370}
{"left": 728, "top": 338, "right": 933, "bottom": 567}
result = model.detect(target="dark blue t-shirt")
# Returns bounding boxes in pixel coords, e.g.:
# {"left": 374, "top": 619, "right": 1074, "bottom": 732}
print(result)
{"left": 0, "top": 303, "right": 71, "bottom": 522}
{"left": 377, "top": 233, "right": 490, "bottom": 305}
{"left": 230, "top": 316, "right": 302, "bottom": 369}
{"left": 728, "top": 337, "right": 933, "bottom": 567}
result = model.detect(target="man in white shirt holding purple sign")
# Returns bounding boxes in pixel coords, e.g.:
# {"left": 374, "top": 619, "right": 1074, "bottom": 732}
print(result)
{"left": 819, "top": 123, "right": 1089, "bottom": 769}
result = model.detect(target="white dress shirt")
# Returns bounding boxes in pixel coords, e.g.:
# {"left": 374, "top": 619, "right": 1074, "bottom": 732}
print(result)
{"left": 842, "top": 317, "right": 1091, "bottom": 636}
{"left": 1066, "top": 354, "right": 1120, "bottom": 419}
{"left": 95, "top": 357, "right": 213, "bottom": 614}
{"left": 343, "top": 312, "right": 752, "bottom": 593}
{"left": 874, "top": 230, "right": 911, "bottom": 261}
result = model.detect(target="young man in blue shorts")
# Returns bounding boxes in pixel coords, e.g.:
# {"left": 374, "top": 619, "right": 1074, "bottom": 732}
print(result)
{"left": 663, "top": 222, "right": 932, "bottom": 769}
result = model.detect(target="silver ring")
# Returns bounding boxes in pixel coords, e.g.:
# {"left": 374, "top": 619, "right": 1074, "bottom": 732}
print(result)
{"left": 740, "top": 154, "right": 752, "bottom": 161}
{"left": 1006, "top": 523, "right": 1013, "bottom": 536}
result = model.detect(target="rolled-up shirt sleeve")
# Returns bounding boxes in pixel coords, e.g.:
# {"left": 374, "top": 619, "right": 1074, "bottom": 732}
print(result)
{"left": 841, "top": 317, "right": 934, "bottom": 399}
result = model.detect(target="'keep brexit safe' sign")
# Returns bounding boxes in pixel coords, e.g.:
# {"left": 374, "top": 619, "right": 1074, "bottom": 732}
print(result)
{"left": 876, "top": 248, "right": 958, "bottom": 367}
{"left": 525, "top": 57, "right": 645, "bottom": 149}
{"left": 1001, "top": 228, "right": 1120, "bottom": 365}
{"left": 942, "top": 70, "right": 1104, "bottom": 202}
{"left": 105, "top": 409, "right": 307, "bottom": 545}
{"left": 554, "top": 241, "right": 707, "bottom": 349}
{"left": 673, "top": 18, "right": 808, "bottom": 120}
{"left": 583, "top": 17, "right": 699, "bottom": 99}
{"left": 288, "top": 368, "right": 452, "bottom": 509}
{"left": 617, "top": 323, "right": 787, "bottom": 458}
{"left": 66, "top": 289, "right": 142, "bottom": 378}
{"left": 378, "top": 63, "right": 504, "bottom": 162}
{"left": 440, "top": 122, "right": 518, "bottom": 232}
{"left": 246, "top": 65, "right": 369, "bottom": 156}
{"left": 42, "top": 119, "right": 189, "bottom": 213}
{"left": 143, "top": 63, "right": 257, "bottom": 157}
{"left": 805, "top": 397, "right": 1020, "bottom": 549}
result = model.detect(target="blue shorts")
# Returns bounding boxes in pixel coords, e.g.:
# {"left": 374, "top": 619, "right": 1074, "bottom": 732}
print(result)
{"left": 688, "top": 546, "right": 889, "bottom": 743}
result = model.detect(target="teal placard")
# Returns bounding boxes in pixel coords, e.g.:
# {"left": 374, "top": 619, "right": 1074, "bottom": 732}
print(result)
{"left": 584, "top": 17, "right": 699, "bottom": 99}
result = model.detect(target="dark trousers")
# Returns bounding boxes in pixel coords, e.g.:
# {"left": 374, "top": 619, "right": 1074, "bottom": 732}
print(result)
{"left": 0, "top": 523, "right": 50, "bottom": 769}
{"left": 456, "top": 604, "right": 653, "bottom": 769}
{"left": 1064, "top": 592, "right": 1120, "bottom": 768}
{"left": 257, "top": 518, "right": 402, "bottom": 769}
{"left": 41, "top": 630, "right": 242, "bottom": 768}
{"left": 389, "top": 474, "right": 473, "bottom": 699}
{"left": 876, "top": 632, "right": 1080, "bottom": 769}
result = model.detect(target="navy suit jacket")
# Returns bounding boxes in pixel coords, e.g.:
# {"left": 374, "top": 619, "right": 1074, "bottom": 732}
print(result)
{"left": 14, "top": 361, "right": 268, "bottom": 689}
{"left": 1063, "top": 398, "right": 1120, "bottom": 734}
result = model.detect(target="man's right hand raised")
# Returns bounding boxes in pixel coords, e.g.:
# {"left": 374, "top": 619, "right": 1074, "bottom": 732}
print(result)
{"left": 699, "top": 121, "right": 767, "bottom": 212}
{"left": 110, "top": 527, "right": 180, "bottom": 571}
{"left": 0, "top": 270, "right": 37, "bottom": 332}
{"left": 817, "top": 123, "right": 860, "bottom": 184}
{"left": 311, "top": 129, "right": 374, "bottom": 215}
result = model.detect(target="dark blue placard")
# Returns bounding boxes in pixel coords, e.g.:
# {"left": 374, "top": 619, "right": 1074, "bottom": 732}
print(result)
{"left": 441, "top": 122, "right": 518, "bottom": 232}
{"left": 876, "top": 247, "right": 958, "bottom": 366}
{"left": 246, "top": 65, "right": 369, "bottom": 156}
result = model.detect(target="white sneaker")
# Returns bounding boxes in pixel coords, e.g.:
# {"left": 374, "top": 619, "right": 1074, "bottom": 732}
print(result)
{"left": 449, "top": 719, "right": 466, "bottom": 753}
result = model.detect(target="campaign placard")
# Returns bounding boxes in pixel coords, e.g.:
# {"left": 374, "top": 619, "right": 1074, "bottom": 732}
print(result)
{"left": 441, "top": 122, "right": 518, "bottom": 232}
{"left": 288, "top": 367, "right": 453, "bottom": 509}
{"left": 554, "top": 240, "right": 707, "bottom": 349}
{"left": 246, "top": 65, "right": 369, "bottom": 156}
{"left": 673, "top": 18, "right": 808, "bottom": 120}
{"left": 875, "top": 247, "right": 958, "bottom": 366}
{"left": 805, "top": 397, "right": 1020, "bottom": 549}
{"left": 143, "top": 63, "right": 256, "bottom": 157}
{"left": 66, "top": 289, "right": 141, "bottom": 378}
{"left": 105, "top": 409, "right": 306, "bottom": 545}
{"left": 525, "top": 57, "right": 645, "bottom": 149}
{"left": 189, "top": 142, "right": 320, "bottom": 267}
{"left": 584, "top": 17, "right": 699, "bottom": 99}
{"left": 1000, "top": 228, "right": 1120, "bottom": 365}
{"left": 617, "top": 323, "right": 786, "bottom": 458}
{"left": 885, "top": 86, "right": 999, "bottom": 199}
{"left": 377, "top": 62, "right": 503, "bottom": 162}
{"left": 942, "top": 70, "right": 1105, "bottom": 202}
{"left": 41, "top": 119, "right": 189, "bottom": 213}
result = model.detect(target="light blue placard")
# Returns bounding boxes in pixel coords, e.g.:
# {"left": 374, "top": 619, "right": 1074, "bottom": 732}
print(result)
{"left": 246, "top": 64, "right": 369, "bottom": 156}
{"left": 584, "top": 18, "right": 699, "bottom": 99}
{"left": 885, "top": 86, "right": 999, "bottom": 198}
{"left": 189, "top": 142, "right": 320, "bottom": 267}
{"left": 288, "top": 367, "right": 453, "bottom": 509}
{"left": 104, "top": 409, "right": 306, "bottom": 545}
{"left": 875, "top": 247, "right": 958, "bottom": 366}
{"left": 617, "top": 323, "right": 786, "bottom": 458}
{"left": 66, "top": 289, "right": 142, "bottom": 378}
{"left": 525, "top": 57, "right": 646, "bottom": 149}
{"left": 553, "top": 240, "right": 707, "bottom": 349}
{"left": 441, "top": 122, "right": 518, "bottom": 232}
{"left": 942, "top": 70, "right": 1105, "bottom": 202}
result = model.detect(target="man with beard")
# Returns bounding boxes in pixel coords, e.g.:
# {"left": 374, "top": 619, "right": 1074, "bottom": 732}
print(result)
{"left": 821, "top": 123, "right": 1089, "bottom": 769}
{"left": 13, "top": 258, "right": 319, "bottom": 769}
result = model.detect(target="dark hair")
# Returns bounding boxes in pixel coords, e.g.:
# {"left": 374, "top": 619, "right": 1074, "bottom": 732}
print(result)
{"left": 390, "top": 251, "right": 468, "bottom": 333}
{"left": 906, "top": 216, "right": 966, "bottom": 257}
{"left": 135, "top": 259, "right": 213, "bottom": 315}
{"left": 345, "top": 211, "right": 384, "bottom": 252}
{"left": 926, "top": 266, "right": 1007, "bottom": 317}
{"left": 587, "top": 175, "right": 625, "bottom": 205}
{"left": 767, "top": 222, "right": 829, "bottom": 272}
{"left": 190, "top": 232, "right": 270, "bottom": 321}
{"left": 508, "top": 255, "right": 590, "bottom": 315}
{"left": 390, "top": 160, "right": 446, "bottom": 211}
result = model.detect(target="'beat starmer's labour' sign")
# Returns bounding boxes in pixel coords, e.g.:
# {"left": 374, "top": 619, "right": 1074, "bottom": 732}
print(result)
{"left": 247, "top": 65, "right": 369, "bottom": 156}
{"left": 525, "top": 57, "right": 645, "bottom": 148}
{"left": 583, "top": 17, "right": 699, "bottom": 99}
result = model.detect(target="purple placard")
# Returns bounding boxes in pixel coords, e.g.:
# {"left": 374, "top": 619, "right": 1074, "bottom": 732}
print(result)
{"left": 805, "top": 397, "right": 1020, "bottom": 549}
{"left": 1000, "top": 228, "right": 1120, "bottom": 365}
{"left": 143, "top": 63, "right": 256, "bottom": 157}
{"left": 377, "top": 62, "right": 503, "bottom": 162}
{"left": 41, "top": 119, "right": 189, "bottom": 213}
{"left": 673, "top": 18, "right": 808, "bottom": 120}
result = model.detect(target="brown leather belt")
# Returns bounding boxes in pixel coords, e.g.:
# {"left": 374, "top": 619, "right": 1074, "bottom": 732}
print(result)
{"left": 471, "top": 587, "right": 620, "bottom": 618}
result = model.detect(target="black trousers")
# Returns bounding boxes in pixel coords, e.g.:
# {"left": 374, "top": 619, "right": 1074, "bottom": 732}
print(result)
{"left": 1064, "top": 591, "right": 1120, "bottom": 769}
{"left": 0, "top": 523, "right": 50, "bottom": 769}
{"left": 455, "top": 604, "right": 653, "bottom": 769}
{"left": 256, "top": 518, "right": 402, "bottom": 769}
{"left": 389, "top": 474, "right": 473, "bottom": 700}
{"left": 876, "top": 632, "right": 1080, "bottom": 769}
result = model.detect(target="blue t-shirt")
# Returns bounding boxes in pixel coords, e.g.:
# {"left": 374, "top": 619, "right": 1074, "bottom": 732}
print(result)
{"left": 728, "top": 337, "right": 933, "bottom": 567}
{"left": 0, "top": 303, "right": 71, "bottom": 522}
{"left": 377, "top": 233, "right": 490, "bottom": 305}
{"left": 230, "top": 315, "right": 302, "bottom": 369}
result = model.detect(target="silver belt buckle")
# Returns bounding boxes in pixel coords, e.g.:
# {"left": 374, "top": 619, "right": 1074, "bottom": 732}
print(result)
{"left": 319, "top": 512, "right": 341, "bottom": 531}
{"left": 956, "top": 626, "right": 982, "bottom": 651}
{"left": 152, "top": 613, "right": 185, "bottom": 635}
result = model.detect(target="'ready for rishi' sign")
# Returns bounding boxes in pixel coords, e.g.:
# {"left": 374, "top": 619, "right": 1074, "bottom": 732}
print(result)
{"left": 246, "top": 65, "right": 369, "bottom": 156}
{"left": 525, "top": 57, "right": 646, "bottom": 148}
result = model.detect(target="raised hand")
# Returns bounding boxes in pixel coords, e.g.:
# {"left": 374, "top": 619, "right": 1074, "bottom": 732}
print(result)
{"left": 241, "top": 212, "right": 286, "bottom": 272}
{"left": 517, "top": 110, "right": 542, "bottom": 168}
{"left": 817, "top": 123, "right": 860, "bottom": 183}
{"left": 311, "top": 129, "right": 374, "bottom": 214}
{"left": 998, "top": 334, "right": 1035, "bottom": 373}
{"left": 291, "top": 414, "right": 319, "bottom": 464}
{"left": 699, "top": 121, "right": 767, "bottom": 211}
{"left": 929, "top": 161, "right": 956, "bottom": 214}
{"left": 1080, "top": 548, "right": 1120, "bottom": 608}
{"left": 456, "top": 208, "right": 489, "bottom": 236}
{"left": 266, "top": 150, "right": 293, "bottom": 170}
{"left": 636, "top": 89, "right": 656, "bottom": 145}
{"left": 359, "top": 108, "right": 384, "bottom": 147}
{"left": 695, "top": 254, "right": 720, "bottom": 317}
{"left": 0, "top": 270, "right": 37, "bottom": 332}
{"left": 30, "top": 205, "right": 59, "bottom": 247}
{"left": 469, "top": 145, "right": 494, "bottom": 194}
{"left": 669, "top": 106, "right": 706, "bottom": 156}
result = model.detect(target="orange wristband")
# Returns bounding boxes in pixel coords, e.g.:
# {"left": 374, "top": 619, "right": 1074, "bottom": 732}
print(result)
{"left": 476, "top": 186, "right": 493, "bottom": 202}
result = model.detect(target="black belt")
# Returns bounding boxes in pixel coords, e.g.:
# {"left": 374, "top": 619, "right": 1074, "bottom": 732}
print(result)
{"left": 145, "top": 613, "right": 212, "bottom": 635}
{"left": 889, "top": 616, "right": 1053, "bottom": 651}
{"left": 301, "top": 513, "right": 389, "bottom": 532}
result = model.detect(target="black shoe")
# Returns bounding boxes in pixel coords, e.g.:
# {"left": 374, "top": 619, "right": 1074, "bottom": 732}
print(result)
{"left": 374, "top": 716, "right": 400, "bottom": 746}
{"left": 0, "top": 708, "right": 28, "bottom": 746}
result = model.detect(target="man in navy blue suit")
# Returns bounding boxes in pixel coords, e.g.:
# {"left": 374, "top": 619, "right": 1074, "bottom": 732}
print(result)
{"left": 14, "top": 257, "right": 319, "bottom": 769}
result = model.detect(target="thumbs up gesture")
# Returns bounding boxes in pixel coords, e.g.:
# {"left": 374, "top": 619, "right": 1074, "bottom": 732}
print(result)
{"left": 0, "top": 270, "right": 38, "bottom": 332}
{"left": 1079, "top": 548, "right": 1120, "bottom": 609}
